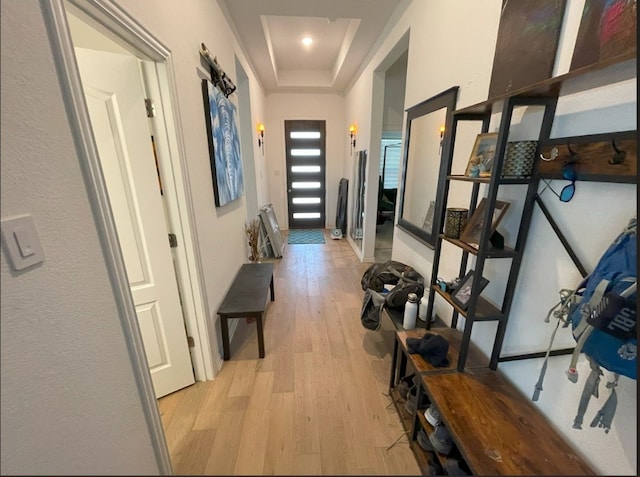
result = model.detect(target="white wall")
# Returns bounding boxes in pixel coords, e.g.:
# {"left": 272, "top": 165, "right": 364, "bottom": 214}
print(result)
{"left": 265, "top": 93, "right": 346, "bottom": 230}
{"left": 346, "top": 0, "right": 636, "bottom": 475}
{"left": 382, "top": 50, "right": 408, "bottom": 133}
{"left": 1, "top": 2, "right": 160, "bottom": 474}
{"left": 111, "top": 0, "right": 268, "bottom": 363}
{"left": 2, "top": 0, "right": 269, "bottom": 473}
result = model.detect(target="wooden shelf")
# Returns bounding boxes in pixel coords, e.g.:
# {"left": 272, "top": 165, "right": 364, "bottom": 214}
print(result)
{"left": 447, "top": 174, "right": 533, "bottom": 185}
{"left": 454, "top": 55, "right": 636, "bottom": 115}
{"left": 433, "top": 286, "right": 503, "bottom": 321}
{"left": 420, "top": 368, "right": 595, "bottom": 475}
{"left": 440, "top": 235, "right": 517, "bottom": 258}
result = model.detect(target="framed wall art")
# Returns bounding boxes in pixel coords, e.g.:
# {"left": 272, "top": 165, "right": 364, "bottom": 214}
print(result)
{"left": 202, "top": 78, "right": 244, "bottom": 207}
{"left": 487, "top": 0, "right": 567, "bottom": 99}
{"left": 451, "top": 270, "right": 490, "bottom": 310}
{"left": 570, "top": 0, "right": 637, "bottom": 71}
{"left": 459, "top": 198, "right": 510, "bottom": 248}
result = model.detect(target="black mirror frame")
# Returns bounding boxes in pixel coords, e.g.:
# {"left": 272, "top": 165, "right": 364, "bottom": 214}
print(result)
{"left": 397, "top": 86, "right": 459, "bottom": 249}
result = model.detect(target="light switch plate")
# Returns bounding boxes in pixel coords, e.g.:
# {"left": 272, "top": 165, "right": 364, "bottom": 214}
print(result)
{"left": 1, "top": 215, "right": 45, "bottom": 271}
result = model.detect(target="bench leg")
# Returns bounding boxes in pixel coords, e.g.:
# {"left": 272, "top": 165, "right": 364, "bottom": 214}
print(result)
{"left": 220, "top": 315, "right": 231, "bottom": 360}
{"left": 257, "top": 313, "right": 265, "bottom": 358}
{"left": 269, "top": 275, "right": 275, "bottom": 301}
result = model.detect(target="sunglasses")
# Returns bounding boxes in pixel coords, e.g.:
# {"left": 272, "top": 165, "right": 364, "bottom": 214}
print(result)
{"left": 540, "top": 162, "right": 577, "bottom": 202}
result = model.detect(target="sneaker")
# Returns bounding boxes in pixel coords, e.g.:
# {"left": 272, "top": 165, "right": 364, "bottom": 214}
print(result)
{"left": 404, "top": 397, "right": 416, "bottom": 415}
{"left": 444, "top": 458, "right": 471, "bottom": 475}
{"left": 416, "top": 427, "right": 434, "bottom": 451}
{"left": 428, "top": 424, "right": 453, "bottom": 455}
{"left": 397, "top": 381, "right": 410, "bottom": 399}
{"left": 425, "top": 404, "right": 441, "bottom": 426}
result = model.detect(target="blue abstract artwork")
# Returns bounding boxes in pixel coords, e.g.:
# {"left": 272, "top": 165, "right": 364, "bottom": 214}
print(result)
{"left": 202, "top": 79, "right": 244, "bottom": 207}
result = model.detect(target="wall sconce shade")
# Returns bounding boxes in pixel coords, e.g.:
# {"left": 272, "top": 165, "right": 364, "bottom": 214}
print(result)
{"left": 257, "top": 123, "right": 265, "bottom": 154}
{"left": 349, "top": 124, "right": 357, "bottom": 155}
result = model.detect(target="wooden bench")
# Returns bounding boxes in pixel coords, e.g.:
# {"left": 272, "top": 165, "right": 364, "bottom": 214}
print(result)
{"left": 389, "top": 328, "right": 594, "bottom": 475}
{"left": 217, "top": 262, "right": 275, "bottom": 360}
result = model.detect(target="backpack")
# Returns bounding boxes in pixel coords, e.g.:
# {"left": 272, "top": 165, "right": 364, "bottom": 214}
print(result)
{"left": 532, "top": 216, "right": 636, "bottom": 432}
{"left": 359, "top": 260, "right": 424, "bottom": 330}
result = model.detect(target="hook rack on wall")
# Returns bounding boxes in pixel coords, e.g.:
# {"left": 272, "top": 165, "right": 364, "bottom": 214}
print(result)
{"left": 537, "top": 130, "right": 637, "bottom": 183}
{"left": 200, "top": 42, "right": 236, "bottom": 97}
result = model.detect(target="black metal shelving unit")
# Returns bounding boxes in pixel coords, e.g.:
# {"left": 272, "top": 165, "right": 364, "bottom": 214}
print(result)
{"left": 425, "top": 94, "right": 559, "bottom": 372}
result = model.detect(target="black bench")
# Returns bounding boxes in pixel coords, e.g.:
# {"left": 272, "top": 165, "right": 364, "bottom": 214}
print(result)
{"left": 217, "top": 262, "right": 275, "bottom": 360}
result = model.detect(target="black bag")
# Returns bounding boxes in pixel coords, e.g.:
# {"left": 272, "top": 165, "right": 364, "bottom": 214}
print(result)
{"left": 361, "top": 260, "right": 421, "bottom": 292}
{"left": 360, "top": 288, "right": 386, "bottom": 330}
{"left": 359, "top": 261, "right": 425, "bottom": 329}
{"left": 385, "top": 275, "right": 424, "bottom": 310}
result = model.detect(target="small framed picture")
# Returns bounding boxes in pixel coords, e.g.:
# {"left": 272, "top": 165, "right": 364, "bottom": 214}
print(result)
{"left": 451, "top": 270, "right": 490, "bottom": 310}
{"left": 465, "top": 133, "right": 498, "bottom": 177}
{"left": 459, "top": 198, "right": 510, "bottom": 248}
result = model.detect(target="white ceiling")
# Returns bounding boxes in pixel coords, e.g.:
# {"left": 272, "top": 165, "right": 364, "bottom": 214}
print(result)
{"left": 218, "top": 0, "right": 406, "bottom": 93}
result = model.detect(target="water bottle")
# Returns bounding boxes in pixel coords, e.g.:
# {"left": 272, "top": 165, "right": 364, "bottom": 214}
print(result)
{"left": 418, "top": 295, "right": 429, "bottom": 322}
{"left": 403, "top": 293, "right": 418, "bottom": 330}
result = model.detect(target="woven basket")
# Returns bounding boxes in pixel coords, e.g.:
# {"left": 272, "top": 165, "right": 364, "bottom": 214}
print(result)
{"left": 502, "top": 141, "right": 537, "bottom": 177}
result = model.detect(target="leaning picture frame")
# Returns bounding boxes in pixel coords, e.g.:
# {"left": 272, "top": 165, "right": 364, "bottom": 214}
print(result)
{"left": 451, "top": 270, "right": 490, "bottom": 310}
{"left": 465, "top": 132, "right": 498, "bottom": 177}
{"left": 459, "top": 198, "right": 510, "bottom": 248}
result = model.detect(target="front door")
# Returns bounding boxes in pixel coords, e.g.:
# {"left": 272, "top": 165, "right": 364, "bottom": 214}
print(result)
{"left": 284, "top": 120, "right": 326, "bottom": 229}
{"left": 75, "top": 48, "right": 195, "bottom": 398}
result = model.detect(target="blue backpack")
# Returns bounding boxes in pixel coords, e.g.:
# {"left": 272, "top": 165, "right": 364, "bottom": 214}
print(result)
{"left": 533, "top": 216, "right": 636, "bottom": 432}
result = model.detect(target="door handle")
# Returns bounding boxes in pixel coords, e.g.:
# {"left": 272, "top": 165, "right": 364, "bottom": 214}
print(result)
{"left": 288, "top": 189, "right": 292, "bottom": 193}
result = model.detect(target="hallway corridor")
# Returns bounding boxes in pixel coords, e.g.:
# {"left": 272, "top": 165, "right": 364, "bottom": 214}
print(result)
{"left": 157, "top": 231, "right": 420, "bottom": 475}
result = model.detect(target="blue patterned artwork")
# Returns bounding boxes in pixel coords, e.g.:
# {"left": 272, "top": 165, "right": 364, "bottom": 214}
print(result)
{"left": 202, "top": 79, "right": 244, "bottom": 207}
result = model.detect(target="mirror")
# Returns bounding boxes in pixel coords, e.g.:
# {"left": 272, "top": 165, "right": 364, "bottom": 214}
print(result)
{"left": 350, "top": 149, "right": 367, "bottom": 251}
{"left": 397, "top": 87, "right": 459, "bottom": 248}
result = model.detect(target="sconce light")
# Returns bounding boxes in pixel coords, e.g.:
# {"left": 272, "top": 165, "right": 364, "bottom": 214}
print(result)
{"left": 257, "top": 123, "right": 265, "bottom": 154}
{"left": 349, "top": 124, "right": 357, "bottom": 154}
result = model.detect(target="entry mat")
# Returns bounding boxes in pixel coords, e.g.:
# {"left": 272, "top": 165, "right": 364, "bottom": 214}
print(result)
{"left": 287, "top": 229, "right": 326, "bottom": 244}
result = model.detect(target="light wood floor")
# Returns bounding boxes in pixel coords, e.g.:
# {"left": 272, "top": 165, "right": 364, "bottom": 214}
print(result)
{"left": 157, "top": 231, "right": 420, "bottom": 475}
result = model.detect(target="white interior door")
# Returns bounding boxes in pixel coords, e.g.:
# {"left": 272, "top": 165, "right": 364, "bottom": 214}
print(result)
{"left": 75, "top": 48, "right": 194, "bottom": 398}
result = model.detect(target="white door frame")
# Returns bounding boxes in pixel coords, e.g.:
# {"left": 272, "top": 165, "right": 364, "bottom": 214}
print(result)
{"left": 42, "top": 0, "right": 215, "bottom": 472}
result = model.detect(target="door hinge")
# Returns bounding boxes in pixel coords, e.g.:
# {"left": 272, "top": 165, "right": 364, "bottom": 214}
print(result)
{"left": 169, "top": 233, "right": 178, "bottom": 248}
{"left": 187, "top": 336, "right": 195, "bottom": 348}
{"left": 144, "top": 98, "right": 156, "bottom": 118}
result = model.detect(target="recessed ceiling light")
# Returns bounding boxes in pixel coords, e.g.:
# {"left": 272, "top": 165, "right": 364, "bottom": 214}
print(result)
{"left": 301, "top": 36, "right": 313, "bottom": 47}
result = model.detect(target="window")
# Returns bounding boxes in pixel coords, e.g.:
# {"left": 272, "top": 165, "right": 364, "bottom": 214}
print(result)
{"left": 380, "top": 138, "right": 402, "bottom": 189}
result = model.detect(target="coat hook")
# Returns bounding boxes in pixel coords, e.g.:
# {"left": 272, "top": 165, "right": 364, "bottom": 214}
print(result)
{"left": 610, "top": 139, "right": 626, "bottom": 164}
{"left": 565, "top": 143, "right": 580, "bottom": 164}
{"left": 540, "top": 146, "right": 559, "bottom": 161}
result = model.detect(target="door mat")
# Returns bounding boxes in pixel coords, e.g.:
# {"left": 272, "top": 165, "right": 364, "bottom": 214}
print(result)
{"left": 287, "top": 229, "right": 326, "bottom": 244}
